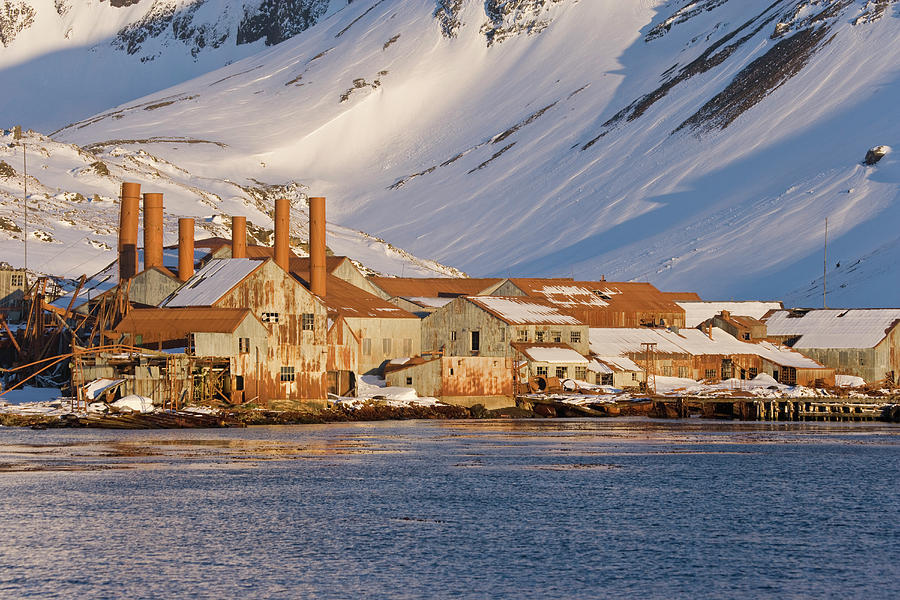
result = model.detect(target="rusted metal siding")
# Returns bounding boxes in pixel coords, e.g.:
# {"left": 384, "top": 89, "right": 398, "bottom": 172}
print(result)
{"left": 215, "top": 260, "right": 327, "bottom": 404}
{"left": 347, "top": 316, "right": 420, "bottom": 375}
{"left": 130, "top": 268, "right": 180, "bottom": 307}
{"left": 327, "top": 317, "right": 360, "bottom": 374}
{"left": 422, "top": 297, "right": 589, "bottom": 358}
{"left": 386, "top": 356, "right": 513, "bottom": 407}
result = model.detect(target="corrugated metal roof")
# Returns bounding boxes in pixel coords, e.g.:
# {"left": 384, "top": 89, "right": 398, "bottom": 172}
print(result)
{"left": 369, "top": 277, "right": 503, "bottom": 298}
{"left": 291, "top": 273, "right": 418, "bottom": 319}
{"left": 114, "top": 307, "right": 256, "bottom": 342}
{"left": 663, "top": 292, "right": 703, "bottom": 301}
{"left": 677, "top": 301, "right": 783, "bottom": 327}
{"left": 589, "top": 327, "right": 825, "bottom": 369}
{"left": 161, "top": 258, "right": 265, "bottom": 307}
{"left": 595, "top": 356, "right": 644, "bottom": 372}
{"left": 512, "top": 343, "right": 589, "bottom": 364}
{"left": 289, "top": 255, "right": 349, "bottom": 275}
{"left": 507, "top": 279, "right": 684, "bottom": 319}
{"left": 764, "top": 309, "right": 900, "bottom": 349}
{"left": 468, "top": 296, "right": 584, "bottom": 325}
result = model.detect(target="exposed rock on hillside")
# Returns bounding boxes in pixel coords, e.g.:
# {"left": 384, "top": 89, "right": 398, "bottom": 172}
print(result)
{"left": 434, "top": 0, "right": 463, "bottom": 38}
{"left": 237, "top": 0, "right": 331, "bottom": 46}
{"left": 864, "top": 145, "right": 890, "bottom": 165}
{"left": 0, "top": 0, "right": 35, "bottom": 46}
{"left": 480, "top": 0, "right": 565, "bottom": 46}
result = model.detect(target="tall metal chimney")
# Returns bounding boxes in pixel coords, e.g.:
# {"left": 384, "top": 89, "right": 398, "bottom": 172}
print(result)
{"left": 274, "top": 198, "right": 290, "bottom": 271}
{"left": 118, "top": 182, "right": 141, "bottom": 281}
{"left": 178, "top": 218, "right": 195, "bottom": 282}
{"left": 309, "top": 196, "right": 326, "bottom": 298}
{"left": 142, "top": 192, "right": 164, "bottom": 271}
{"left": 232, "top": 216, "right": 247, "bottom": 259}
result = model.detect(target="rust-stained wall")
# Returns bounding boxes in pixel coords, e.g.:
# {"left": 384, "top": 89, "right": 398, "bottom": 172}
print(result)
{"left": 214, "top": 260, "right": 328, "bottom": 404}
{"left": 327, "top": 316, "right": 360, "bottom": 374}
{"left": 385, "top": 356, "right": 514, "bottom": 409}
{"left": 347, "top": 316, "right": 421, "bottom": 375}
{"left": 422, "top": 297, "right": 589, "bottom": 358}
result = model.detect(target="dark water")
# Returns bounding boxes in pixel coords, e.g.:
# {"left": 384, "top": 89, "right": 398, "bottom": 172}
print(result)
{"left": 0, "top": 419, "right": 897, "bottom": 599}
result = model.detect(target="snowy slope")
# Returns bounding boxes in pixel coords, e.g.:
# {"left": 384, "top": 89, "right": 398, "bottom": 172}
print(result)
{"left": 0, "top": 129, "right": 463, "bottom": 279}
{"left": 5, "top": 0, "right": 900, "bottom": 306}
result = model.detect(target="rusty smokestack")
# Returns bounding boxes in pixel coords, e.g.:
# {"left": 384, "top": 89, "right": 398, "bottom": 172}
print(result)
{"left": 142, "top": 193, "right": 164, "bottom": 271}
{"left": 309, "top": 196, "right": 326, "bottom": 298}
{"left": 232, "top": 216, "right": 247, "bottom": 259}
{"left": 178, "top": 218, "right": 195, "bottom": 282}
{"left": 118, "top": 182, "right": 141, "bottom": 281}
{"left": 274, "top": 198, "right": 290, "bottom": 271}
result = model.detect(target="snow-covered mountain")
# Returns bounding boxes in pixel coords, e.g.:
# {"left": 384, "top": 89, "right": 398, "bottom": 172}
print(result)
{"left": 2, "top": 0, "right": 899, "bottom": 306}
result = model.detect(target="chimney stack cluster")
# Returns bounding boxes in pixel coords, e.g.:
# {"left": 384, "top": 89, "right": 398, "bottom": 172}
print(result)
{"left": 118, "top": 182, "right": 328, "bottom": 299}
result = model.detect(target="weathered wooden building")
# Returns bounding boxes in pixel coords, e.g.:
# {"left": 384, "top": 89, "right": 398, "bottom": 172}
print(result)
{"left": 0, "top": 263, "right": 26, "bottom": 321}
{"left": 703, "top": 310, "right": 768, "bottom": 342}
{"left": 511, "top": 342, "right": 592, "bottom": 382}
{"left": 764, "top": 309, "right": 900, "bottom": 385}
{"left": 159, "top": 257, "right": 329, "bottom": 407}
{"left": 491, "top": 279, "right": 688, "bottom": 328}
{"left": 590, "top": 327, "right": 833, "bottom": 386}
{"left": 676, "top": 300, "right": 783, "bottom": 328}
{"left": 422, "top": 295, "right": 590, "bottom": 358}
{"left": 385, "top": 355, "right": 515, "bottom": 408}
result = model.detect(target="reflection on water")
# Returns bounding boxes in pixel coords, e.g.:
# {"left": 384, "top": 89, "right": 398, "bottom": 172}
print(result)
{"left": 0, "top": 418, "right": 897, "bottom": 599}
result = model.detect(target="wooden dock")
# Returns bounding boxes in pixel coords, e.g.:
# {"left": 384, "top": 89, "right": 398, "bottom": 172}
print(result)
{"left": 520, "top": 396, "right": 900, "bottom": 423}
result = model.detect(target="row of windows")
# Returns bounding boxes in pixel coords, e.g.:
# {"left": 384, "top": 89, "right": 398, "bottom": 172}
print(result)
{"left": 360, "top": 338, "right": 414, "bottom": 356}
{"left": 260, "top": 312, "right": 316, "bottom": 331}
{"left": 534, "top": 366, "right": 589, "bottom": 380}
{"left": 516, "top": 329, "right": 581, "bottom": 344}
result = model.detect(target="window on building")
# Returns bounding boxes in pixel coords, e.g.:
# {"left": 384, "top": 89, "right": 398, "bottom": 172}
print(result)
{"left": 859, "top": 355, "right": 866, "bottom": 366}
{"left": 536, "top": 366, "right": 548, "bottom": 376}
{"left": 518, "top": 329, "right": 529, "bottom": 342}
{"left": 535, "top": 330, "right": 545, "bottom": 342}
{"left": 570, "top": 331, "right": 581, "bottom": 344}
{"left": 450, "top": 331, "right": 457, "bottom": 342}
{"left": 280, "top": 366, "right": 295, "bottom": 382}
{"left": 662, "top": 366, "right": 673, "bottom": 377}
{"left": 403, "top": 338, "right": 412, "bottom": 356}
{"left": 261, "top": 312, "right": 280, "bottom": 324}
{"left": 678, "top": 366, "right": 688, "bottom": 378}
{"left": 362, "top": 338, "right": 372, "bottom": 355}
{"left": 551, "top": 331, "right": 562, "bottom": 343}
{"left": 238, "top": 338, "right": 250, "bottom": 353}
{"left": 471, "top": 331, "right": 480, "bottom": 353}
{"left": 406, "top": 377, "right": 413, "bottom": 385}
{"left": 10, "top": 274, "right": 23, "bottom": 286}
{"left": 705, "top": 369, "right": 716, "bottom": 380}
{"left": 632, "top": 372, "right": 637, "bottom": 381}
{"left": 382, "top": 338, "right": 391, "bottom": 354}
{"left": 449, "top": 368, "right": 454, "bottom": 376}
{"left": 743, "top": 333, "right": 750, "bottom": 340}
{"left": 556, "top": 366, "right": 568, "bottom": 378}
{"left": 749, "top": 368, "right": 758, "bottom": 378}
{"left": 574, "top": 366, "right": 587, "bottom": 380}
{"left": 235, "top": 375, "right": 244, "bottom": 391}
{"left": 134, "top": 334, "right": 143, "bottom": 346}
{"left": 302, "top": 313, "right": 314, "bottom": 331}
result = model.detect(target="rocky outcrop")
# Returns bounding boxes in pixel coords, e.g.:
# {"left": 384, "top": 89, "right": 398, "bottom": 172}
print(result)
{"left": 0, "top": 0, "right": 35, "bottom": 47}
{"left": 480, "top": 0, "right": 565, "bottom": 46}
{"left": 434, "top": 0, "right": 463, "bottom": 38}
{"left": 645, "top": 0, "right": 731, "bottom": 42}
{"left": 864, "top": 145, "right": 890, "bottom": 165}
{"left": 236, "top": 0, "right": 331, "bottom": 46}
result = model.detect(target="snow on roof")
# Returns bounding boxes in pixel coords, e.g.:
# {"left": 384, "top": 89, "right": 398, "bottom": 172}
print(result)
{"left": 590, "top": 327, "right": 825, "bottom": 369}
{"left": 589, "top": 360, "right": 613, "bottom": 374}
{"left": 161, "top": 258, "right": 264, "bottom": 307}
{"left": 764, "top": 309, "right": 900, "bottom": 349}
{"left": 468, "top": 296, "right": 583, "bottom": 325}
{"left": 676, "top": 301, "right": 783, "bottom": 327}
{"left": 596, "top": 356, "right": 644, "bottom": 372}
{"left": 516, "top": 344, "right": 589, "bottom": 364}
{"left": 401, "top": 296, "right": 454, "bottom": 308}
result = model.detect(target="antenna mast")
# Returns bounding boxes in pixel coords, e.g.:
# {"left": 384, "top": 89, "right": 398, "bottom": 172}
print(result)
{"left": 823, "top": 218, "right": 828, "bottom": 309}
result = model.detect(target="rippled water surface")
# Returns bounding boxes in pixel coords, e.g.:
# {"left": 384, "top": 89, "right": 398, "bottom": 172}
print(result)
{"left": 0, "top": 418, "right": 898, "bottom": 599}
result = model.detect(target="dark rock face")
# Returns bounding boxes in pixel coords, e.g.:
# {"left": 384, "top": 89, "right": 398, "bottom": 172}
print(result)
{"left": 645, "top": 0, "right": 731, "bottom": 42}
{"left": 864, "top": 146, "right": 889, "bottom": 165}
{"left": 480, "top": 0, "right": 565, "bottom": 46}
{"left": 236, "top": 0, "right": 331, "bottom": 46}
{"left": 434, "top": 0, "right": 463, "bottom": 38}
{"left": 0, "top": 1, "right": 36, "bottom": 47}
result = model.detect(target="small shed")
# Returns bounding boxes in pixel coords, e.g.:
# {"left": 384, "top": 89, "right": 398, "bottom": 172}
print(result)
{"left": 511, "top": 342, "right": 591, "bottom": 382}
